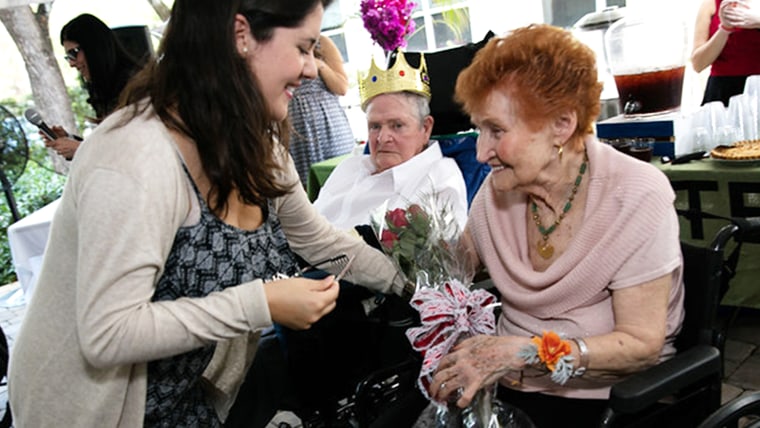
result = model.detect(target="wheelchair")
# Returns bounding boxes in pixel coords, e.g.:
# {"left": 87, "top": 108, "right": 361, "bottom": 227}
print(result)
{"left": 340, "top": 216, "right": 760, "bottom": 428}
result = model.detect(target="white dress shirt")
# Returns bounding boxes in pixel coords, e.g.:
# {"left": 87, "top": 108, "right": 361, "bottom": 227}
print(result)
{"left": 313, "top": 142, "right": 468, "bottom": 231}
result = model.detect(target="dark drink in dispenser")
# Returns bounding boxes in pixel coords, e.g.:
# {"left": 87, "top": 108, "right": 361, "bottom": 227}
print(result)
{"left": 614, "top": 66, "right": 685, "bottom": 116}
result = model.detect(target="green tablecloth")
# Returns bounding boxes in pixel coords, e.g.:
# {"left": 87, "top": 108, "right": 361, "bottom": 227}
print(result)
{"left": 307, "top": 154, "right": 350, "bottom": 202}
{"left": 656, "top": 158, "right": 760, "bottom": 309}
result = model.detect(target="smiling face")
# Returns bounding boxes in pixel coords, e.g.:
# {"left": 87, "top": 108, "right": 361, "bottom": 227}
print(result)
{"left": 472, "top": 90, "right": 562, "bottom": 194}
{"left": 63, "top": 40, "right": 90, "bottom": 82}
{"left": 366, "top": 93, "right": 434, "bottom": 173}
{"left": 239, "top": 4, "right": 323, "bottom": 121}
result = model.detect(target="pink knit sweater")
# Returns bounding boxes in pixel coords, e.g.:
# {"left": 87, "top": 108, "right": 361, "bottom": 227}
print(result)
{"left": 467, "top": 136, "right": 684, "bottom": 399}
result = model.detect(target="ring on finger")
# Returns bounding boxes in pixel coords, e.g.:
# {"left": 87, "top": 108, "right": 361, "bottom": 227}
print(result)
{"left": 439, "top": 382, "right": 447, "bottom": 391}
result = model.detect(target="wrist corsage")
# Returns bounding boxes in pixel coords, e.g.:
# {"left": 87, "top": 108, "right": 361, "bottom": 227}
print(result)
{"left": 517, "top": 330, "right": 586, "bottom": 385}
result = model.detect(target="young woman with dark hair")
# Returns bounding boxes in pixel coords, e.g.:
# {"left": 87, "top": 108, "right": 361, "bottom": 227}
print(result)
{"left": 61, "top": 13, "right": 144, "bottom": 120}
{"left": 9, "top": 1, "right": 404, "bottom": 426}
{"left": 43, "top": 13, "right": 145, "bottom": 160}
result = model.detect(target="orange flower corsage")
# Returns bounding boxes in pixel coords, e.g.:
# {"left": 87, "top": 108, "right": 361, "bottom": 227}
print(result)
{"left": 531, "top": 330, "right": 572, "bottom": 371}
{"left": 517, "top": 330, "right": 582, "bottom": 385}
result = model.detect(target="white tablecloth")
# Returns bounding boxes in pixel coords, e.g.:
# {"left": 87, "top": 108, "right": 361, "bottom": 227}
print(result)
{"left": 3, "top": 198, "right": 61, "bottom": 306}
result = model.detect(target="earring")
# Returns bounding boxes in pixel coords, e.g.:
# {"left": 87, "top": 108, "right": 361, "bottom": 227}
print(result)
{"left": 556, "top": 144, "right": 563, "bottom": 162}
{"left": 243, "top": 46, "right": 248, "bottom": 54}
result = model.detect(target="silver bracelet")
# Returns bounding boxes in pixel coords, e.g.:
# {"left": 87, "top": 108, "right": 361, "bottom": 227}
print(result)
{"left": 573, "top": 337, "right": 589, "bottom": 376}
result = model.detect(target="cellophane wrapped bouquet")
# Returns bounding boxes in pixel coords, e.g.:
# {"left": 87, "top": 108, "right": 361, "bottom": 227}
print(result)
{"left": 372, "top": 194, "right": 532, "bottom": 427}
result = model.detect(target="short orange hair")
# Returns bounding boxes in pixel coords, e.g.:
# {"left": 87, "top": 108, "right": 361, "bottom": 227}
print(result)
{"left": 455, "top": 24, "right": 602, "bottom": 151}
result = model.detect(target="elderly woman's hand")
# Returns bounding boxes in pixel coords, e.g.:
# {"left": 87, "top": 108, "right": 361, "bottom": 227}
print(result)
{"left": 429, "top": 334, "right": 532, "bottom": 408}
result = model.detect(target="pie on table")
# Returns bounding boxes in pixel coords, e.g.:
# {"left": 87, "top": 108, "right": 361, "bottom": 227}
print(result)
{"left": 711, "top": 140, "right": 760, "bottom": 160}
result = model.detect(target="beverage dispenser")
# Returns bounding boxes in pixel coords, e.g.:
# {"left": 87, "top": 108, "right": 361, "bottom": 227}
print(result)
{"left": 604, "top": 13, "right": 689, "bottom": 116}
{"left": 573, "top": 7, "right": 626, "bottom": 121}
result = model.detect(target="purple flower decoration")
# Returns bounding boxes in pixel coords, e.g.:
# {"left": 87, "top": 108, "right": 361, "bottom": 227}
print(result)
{"left": 360, "top": 0, "right": 416, "bottom": 52}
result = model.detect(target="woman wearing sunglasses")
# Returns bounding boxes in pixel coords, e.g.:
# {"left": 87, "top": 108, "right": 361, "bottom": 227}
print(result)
{"left": 42, "top": 13, "right": 144, "bottom": 160}
{"left": 9, "top": 0, "right": 404, "bottom": 426}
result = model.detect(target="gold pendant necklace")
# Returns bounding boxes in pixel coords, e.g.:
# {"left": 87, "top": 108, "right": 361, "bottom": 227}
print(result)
{"left": 536, "top": 237, "right": 555, "bottom": 259}
{"left": 531, "top": 153, "right": 588, "bottom": 260}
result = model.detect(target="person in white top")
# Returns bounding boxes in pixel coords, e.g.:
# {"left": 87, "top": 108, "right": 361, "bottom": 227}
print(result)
{"left": 313, "top": 51, "right": 468, "bottom": 232}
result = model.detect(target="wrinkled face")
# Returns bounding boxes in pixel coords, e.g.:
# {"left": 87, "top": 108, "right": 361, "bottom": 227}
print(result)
{"left": 366, "top": 93, "right": 433, "bottom": 173}
{"left": 472, "top": 90, "right": 558, "bottom": 193}
{"left": 63, "top": 40, "right": 90, "bottom": 82}
{"left": 240, "top": 5, "right": 322, "bottom": 121}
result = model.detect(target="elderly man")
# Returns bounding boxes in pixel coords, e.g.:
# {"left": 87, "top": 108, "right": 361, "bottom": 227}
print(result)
{"left": 313, "top": 51, "right": 468, "bottom": 231}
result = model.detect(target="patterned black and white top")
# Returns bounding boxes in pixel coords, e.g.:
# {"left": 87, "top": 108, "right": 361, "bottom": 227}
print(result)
{"left": 144, "top": 170, "right": 300, "bottom": 427}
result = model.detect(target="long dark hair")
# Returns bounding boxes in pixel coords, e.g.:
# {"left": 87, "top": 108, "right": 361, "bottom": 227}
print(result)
{"left": 122, "top": 0, "right": 331, "bottom": 215}
{"left": 60, "top": 14, "right": 143, "bottom": 120}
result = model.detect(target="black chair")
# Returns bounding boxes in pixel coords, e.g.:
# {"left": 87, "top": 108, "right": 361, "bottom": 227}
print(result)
{"left": 111, "top": 25, "right": 154, "bottom": 66}
{"left": 387, "top": 31, "right": 495, "bottom": 136}
{"left": 697, "top": 391, "right": 760, "bottom": 428}
{"left": 600, "top": 217, "right": 760, "bottom": 427}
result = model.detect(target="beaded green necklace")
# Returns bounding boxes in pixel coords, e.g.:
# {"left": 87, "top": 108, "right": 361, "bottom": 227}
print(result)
{"left": 530, "top": 154, "right": 588, "bottom": 259}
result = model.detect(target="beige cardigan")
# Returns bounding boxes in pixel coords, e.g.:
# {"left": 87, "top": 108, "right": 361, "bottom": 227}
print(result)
{"left": 9, "top": 105, "right": 401, "bottom": 427}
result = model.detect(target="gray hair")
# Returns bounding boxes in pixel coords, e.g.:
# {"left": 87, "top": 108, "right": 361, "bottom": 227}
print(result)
{"left": 402, "top": 91, "right": 431, "bottom": 126}
{"left": 366, "top": 91, "right": 431, "bottom": 128}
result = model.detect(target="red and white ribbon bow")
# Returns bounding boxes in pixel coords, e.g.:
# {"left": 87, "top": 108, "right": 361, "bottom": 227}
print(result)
{"left": 405, "top": 279, "right": 498, "bottom": 400}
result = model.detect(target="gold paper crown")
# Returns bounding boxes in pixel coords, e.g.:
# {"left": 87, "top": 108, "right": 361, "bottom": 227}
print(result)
{"left": 358, "top": 51, "right": 431, "bottom": 110}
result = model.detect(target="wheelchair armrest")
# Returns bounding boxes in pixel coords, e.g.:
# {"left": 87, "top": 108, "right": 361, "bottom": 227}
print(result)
{"left": 607, "top": 345, "right": 721, "bottom": 414}
{"left": 711, "top": 216, "right": 760, "bottom": 249}
{"left": 732, "top": 216, "right": 760, "bottom": 243}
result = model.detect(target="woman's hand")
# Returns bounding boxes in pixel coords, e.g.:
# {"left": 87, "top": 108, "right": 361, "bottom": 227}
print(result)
{"left": 45, "top": 136, "right": 81, "bottom": 160}
{"left": 719, "top": 0, "right": 737, "bottom": 30}
{"left": 40, "top": 125, "right": 68, "bottom": 144}
{"left": 429, "top": 334, "right": 531, "bottom": 408}
{"left": 692, "top": 0, "right": 730, "bottom": 72}
{"left": 264, "top": 275, "right": 339, "bottom": 330}
{"left": 722, "top": 0, "right": 760, "bottom": 29}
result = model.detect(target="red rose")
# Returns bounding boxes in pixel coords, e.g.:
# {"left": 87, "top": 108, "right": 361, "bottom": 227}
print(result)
{"left": 380, "top": 229, "right": 399, "bottom": 250}
{"left": 386, "top": 208, "right": 409, "bottom": 228}
{"left": 409, "top": 204, "right": 430, "bottom": 222}
{"left": 407, "top": 203, "right": 430, "bottom": 232}
{"left": 409, "top": 204, "right": 425, "bottom": 215}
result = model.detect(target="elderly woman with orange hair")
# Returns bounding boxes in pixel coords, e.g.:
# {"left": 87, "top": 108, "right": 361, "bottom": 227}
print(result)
{"left": 426, "top": 24, "right": 685, "bottom": 426}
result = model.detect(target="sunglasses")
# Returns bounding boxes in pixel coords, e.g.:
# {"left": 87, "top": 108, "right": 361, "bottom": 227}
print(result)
{"left": 64, "top": 47, "right": 81, "bottom": 62}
